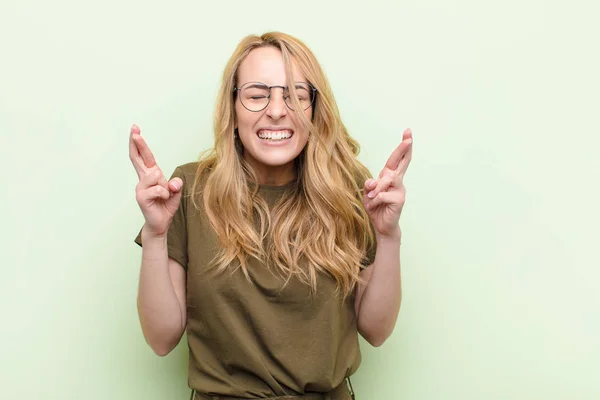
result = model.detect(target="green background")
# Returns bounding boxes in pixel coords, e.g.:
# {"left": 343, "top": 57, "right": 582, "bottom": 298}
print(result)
{"left": 1, "top": 0, "right": 599, "bottom": 399}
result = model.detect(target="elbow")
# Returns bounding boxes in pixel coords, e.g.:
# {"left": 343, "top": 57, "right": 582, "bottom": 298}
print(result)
{"left": 358, "top": 322, "right": 393, "bottom": 347}
{"left": 138, "top": 313, "right": 185, "bottom": 357}
{"left": 148, "top": 337, "right": 178, "bottom": 357}
{"left": 363, "top": 331, "right": 390, "bottom": 347}
{"left": 141, "top": 325, "right": 182, "bottom": 357}
{"left": 153, "top": 347, "right": 173, "bottom": 357}
{"left": 369, "top": 336, "right": 387, "bottom": 348}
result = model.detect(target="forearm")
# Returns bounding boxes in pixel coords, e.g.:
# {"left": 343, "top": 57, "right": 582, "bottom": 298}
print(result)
{"left": 137, "top": 226, "right": 185, "bottom": 355}
{"left": 357, "top": 228, "right": 402, "bottom": 346}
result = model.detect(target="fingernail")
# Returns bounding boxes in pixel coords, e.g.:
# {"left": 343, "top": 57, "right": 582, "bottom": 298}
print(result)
{"left": 171, "top": 181, "right": 180, "bottom": 190}
{"left": 367, "top": 191, "right": 375, "bottom": 198}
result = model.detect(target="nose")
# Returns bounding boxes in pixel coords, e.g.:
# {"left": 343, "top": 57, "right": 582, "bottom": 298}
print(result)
{"left": 266, "top": 88, "right": 287, "bottom": 120}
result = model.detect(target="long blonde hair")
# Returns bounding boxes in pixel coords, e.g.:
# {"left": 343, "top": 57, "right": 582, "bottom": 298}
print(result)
{"left": 191, "top": 32, "right": 374, "bottom": 299}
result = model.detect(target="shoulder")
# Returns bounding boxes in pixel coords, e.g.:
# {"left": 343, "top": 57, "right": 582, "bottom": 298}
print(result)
{"left": 170, "top": 161, "right": 215, "bottom": 200}
{"left": 172, "top": 161, "right": 200, "bottom": 180}
{"left": 169, "top": 161, "right": 205, "bottom": 186}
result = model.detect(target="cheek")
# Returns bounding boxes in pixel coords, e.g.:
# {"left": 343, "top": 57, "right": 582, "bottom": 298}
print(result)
{"left": 296, "top": 131, "right": 309, "bottom": 147}
{"left": 296, "top": 109, "right": 312, "bottom": 145}
{"left": 235, "top": 106, "right": 258, "bottom": 135}
{"left": 234, "top": 102, "right": 245, "bottom": 128}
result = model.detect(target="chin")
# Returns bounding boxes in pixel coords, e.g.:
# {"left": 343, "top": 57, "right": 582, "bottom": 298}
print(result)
{"left": 255, "top": 153, "right": 300, "bottom": 167}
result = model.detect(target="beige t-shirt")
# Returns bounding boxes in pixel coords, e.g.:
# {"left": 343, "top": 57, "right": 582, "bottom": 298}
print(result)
{"left": 134, "top": 162, "right": 375, "bottom": 398}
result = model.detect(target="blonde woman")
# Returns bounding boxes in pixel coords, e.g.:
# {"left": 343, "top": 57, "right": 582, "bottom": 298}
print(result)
{"left": 130, "top": 31, "right": 412, "bottom": 400}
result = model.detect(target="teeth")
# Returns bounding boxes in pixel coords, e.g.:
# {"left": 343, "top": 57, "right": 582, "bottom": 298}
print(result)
{"left": 257, "top": 130, "right": 292, "bottom": 140}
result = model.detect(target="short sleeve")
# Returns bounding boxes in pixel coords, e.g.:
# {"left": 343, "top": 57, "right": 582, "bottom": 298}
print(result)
{"left": 134, "top": 166, "right": 189, "bottom": 270}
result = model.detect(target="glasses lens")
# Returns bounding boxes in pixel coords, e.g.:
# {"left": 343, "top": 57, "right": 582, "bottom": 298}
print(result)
{"left": 284, "top": 83, "right": 313, "bottom": 111}
{"left": 239, "top": 82, "right": 315, "bottom": 112}
{"left": 240, "top": 83, "right": 270, "bottom": 112}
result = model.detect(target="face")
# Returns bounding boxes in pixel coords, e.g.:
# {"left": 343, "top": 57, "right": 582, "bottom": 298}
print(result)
{"left": 235, "top": 46, "right": 313, "bottom": 184}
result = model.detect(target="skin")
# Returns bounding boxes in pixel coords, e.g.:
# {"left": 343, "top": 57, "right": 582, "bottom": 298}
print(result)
{"left": 130, "top": 125, "right": 186, "bottom": 356}
{"left": 235, "top": 46, "right": 312, "bottom": 186}
{"left": 355, "top": 128, "right": 413, "bottom": 346}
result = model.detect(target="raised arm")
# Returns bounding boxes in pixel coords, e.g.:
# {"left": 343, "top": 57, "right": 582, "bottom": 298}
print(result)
{"left": 129, "top": 124, "right": 187, "bottom": 356}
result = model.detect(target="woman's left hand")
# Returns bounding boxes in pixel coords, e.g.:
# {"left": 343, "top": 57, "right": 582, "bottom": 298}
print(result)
{"left": 363, "top": 128, "right": 413, "bottom": 238}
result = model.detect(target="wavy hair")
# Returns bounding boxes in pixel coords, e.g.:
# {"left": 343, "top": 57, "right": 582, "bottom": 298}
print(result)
{"left": 191, "top": 32, "right": 374, "bottom": 299}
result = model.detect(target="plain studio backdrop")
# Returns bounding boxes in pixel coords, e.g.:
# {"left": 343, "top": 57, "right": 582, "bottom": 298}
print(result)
{"left": 1, "top": 1, "right": 599, "bottom": 399}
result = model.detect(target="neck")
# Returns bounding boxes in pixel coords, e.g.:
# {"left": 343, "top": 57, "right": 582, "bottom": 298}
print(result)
{"left": 244, "top": 156, "right": 296, "bottom": 186}
{"left": 256, "top": 164, "right": 296, "bottom": 186}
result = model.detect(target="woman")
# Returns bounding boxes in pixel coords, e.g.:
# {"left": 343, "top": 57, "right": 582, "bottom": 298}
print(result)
{"left": 130, "top": 31, "right": 412, "bottom": 400}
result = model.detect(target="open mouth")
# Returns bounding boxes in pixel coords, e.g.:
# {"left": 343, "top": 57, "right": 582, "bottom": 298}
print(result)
{"left": 257, "top": 129, "right": 294, "bottom": 142}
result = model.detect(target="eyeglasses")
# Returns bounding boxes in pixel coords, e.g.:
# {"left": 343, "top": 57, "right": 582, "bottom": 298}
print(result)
{"left": 233, "top": 81, "right": 317, "bottom": 112}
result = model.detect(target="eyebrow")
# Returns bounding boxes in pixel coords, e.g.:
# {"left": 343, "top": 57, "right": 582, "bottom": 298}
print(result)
{"left": 244, "top": 83, "right": 269, "bottom": 89}
{"left": 240, "top": 82, "right": 311, "bottom": 89}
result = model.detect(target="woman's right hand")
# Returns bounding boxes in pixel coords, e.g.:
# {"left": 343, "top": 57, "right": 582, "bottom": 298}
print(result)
{"left": 129, "top": 124, "right": 183, "bottom": 237}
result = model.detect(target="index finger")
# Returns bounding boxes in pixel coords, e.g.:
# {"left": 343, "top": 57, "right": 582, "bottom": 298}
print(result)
{"left": 129, "top": 125, "right": 146, "bottom": 177}
{"left": 382, "top": 128, "right": 412, "bottom": 172}
{"left": 131, "top": 128, "right": 157, "bottom": 170}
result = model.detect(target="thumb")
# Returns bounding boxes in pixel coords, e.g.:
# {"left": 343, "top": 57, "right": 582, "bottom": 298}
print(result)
{"left": 165, "top": 178, "right": 183, "bottom": 215}
{"left": 168, "top": 177, "right": 183, "bottom": 193}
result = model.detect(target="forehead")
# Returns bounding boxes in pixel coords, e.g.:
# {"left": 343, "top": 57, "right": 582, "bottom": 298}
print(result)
{"left": 237, "top": 46, "right": 306, "bottom": 86}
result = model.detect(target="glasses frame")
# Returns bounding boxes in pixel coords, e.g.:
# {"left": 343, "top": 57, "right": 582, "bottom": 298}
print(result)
{"left": 233, "top": 81, "right": 317, "bottom": 112}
